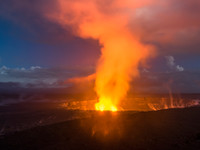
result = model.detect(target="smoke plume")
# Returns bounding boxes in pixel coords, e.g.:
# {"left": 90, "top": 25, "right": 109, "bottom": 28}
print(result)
{"left": 46, "top": 0, "right": 155, "bottom": 110}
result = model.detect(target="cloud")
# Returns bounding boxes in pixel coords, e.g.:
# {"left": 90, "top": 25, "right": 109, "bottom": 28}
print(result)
{"left": 176, "top": 65, "right": 184, "bottom": 72}
{"left": 30, "top": 66, "right": 41, "bottom": 70}
{"left": 0, "top": 65, "right": 199, "bottom": 94}
{"left": 0, "top": 66, "right": 92, "bottom": 88}
{"left": 165, "top": 56, "right": 184, "bottom": 72}
{"left": 132, "top": 0, "right": 200, "bottom": 54}
{"left": 166, "top": 56, "right": 175, "bottom": 69}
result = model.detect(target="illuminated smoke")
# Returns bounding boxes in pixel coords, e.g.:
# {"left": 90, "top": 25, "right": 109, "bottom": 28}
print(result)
{"left": 47, "top": 0, "right": 155, "bottom": 111}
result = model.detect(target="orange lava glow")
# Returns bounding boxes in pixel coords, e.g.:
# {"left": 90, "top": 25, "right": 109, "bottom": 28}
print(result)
{"left": 95, "top": 97, "right": 117, "bottom": 112}
{"left": 94, "top": 32, "right": 150, "bottom": 111}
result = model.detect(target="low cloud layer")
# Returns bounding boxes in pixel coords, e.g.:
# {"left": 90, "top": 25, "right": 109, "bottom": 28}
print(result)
{"left": 0, "top": 66, "right": 93, "bottom": 89}
{"left": 0, "top": 65, "right": 199, "bottom": 93}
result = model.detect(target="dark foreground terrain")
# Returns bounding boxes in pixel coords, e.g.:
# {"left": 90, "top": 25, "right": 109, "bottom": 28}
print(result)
{"left": 0, "top": 107, "right": 200, "bottom": 150}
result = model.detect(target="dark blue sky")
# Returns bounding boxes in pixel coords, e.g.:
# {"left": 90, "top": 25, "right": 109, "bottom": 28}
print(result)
{"left": 0, "top": 17, "right": 100, "bottom": 68}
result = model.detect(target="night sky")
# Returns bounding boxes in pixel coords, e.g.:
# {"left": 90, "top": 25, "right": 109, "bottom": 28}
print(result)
{"left": 0, "top": 0, "right": 200, "bottom": 93}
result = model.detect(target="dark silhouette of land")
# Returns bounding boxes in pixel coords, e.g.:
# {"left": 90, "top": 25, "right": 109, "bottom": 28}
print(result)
{"left": 0, "top": 107, "right": 200, "bottom": 150}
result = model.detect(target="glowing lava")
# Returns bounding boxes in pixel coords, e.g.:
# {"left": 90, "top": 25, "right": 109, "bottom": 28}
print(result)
{"left": 95, "top": 97, "right": 117, "bottom": 112}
